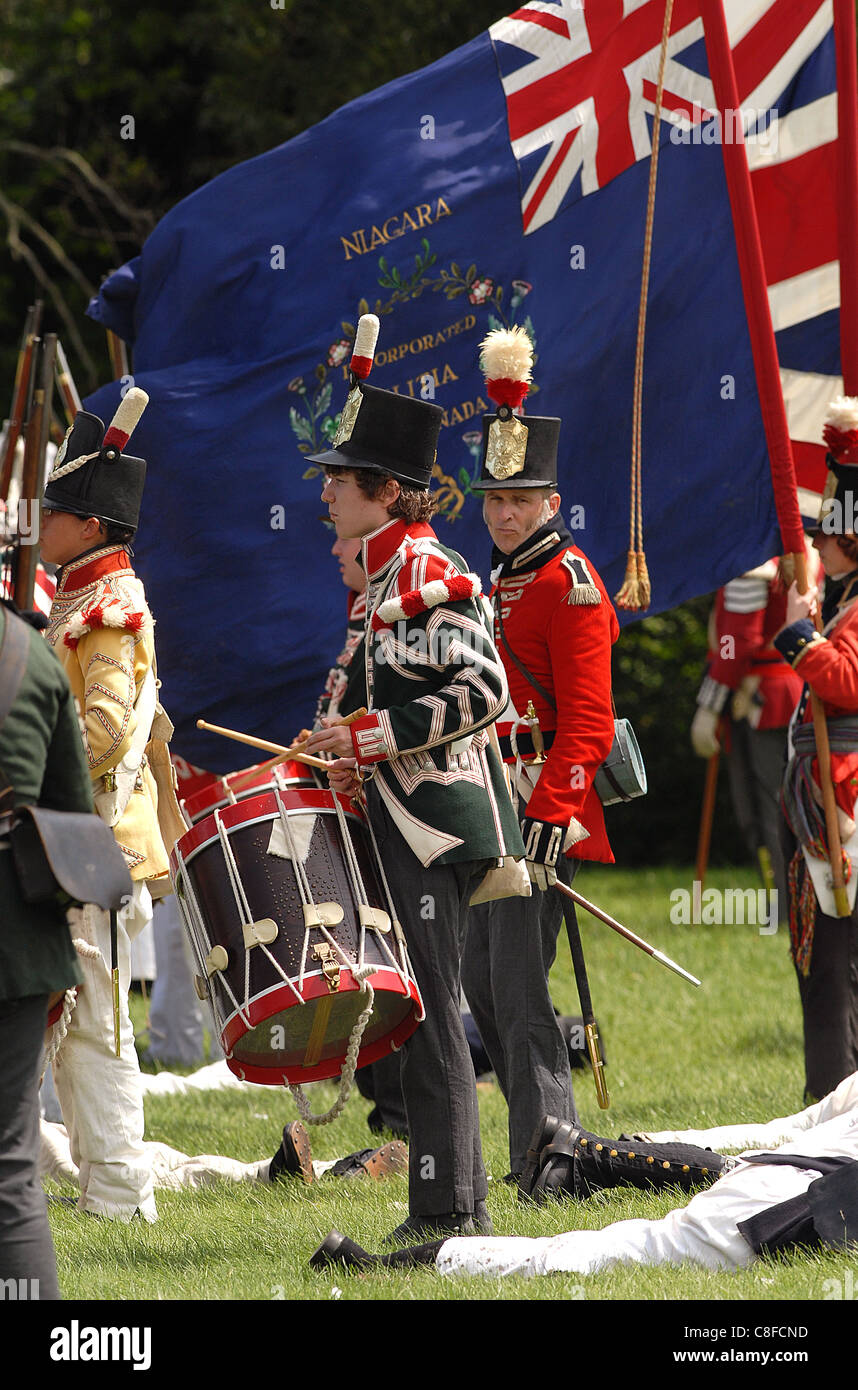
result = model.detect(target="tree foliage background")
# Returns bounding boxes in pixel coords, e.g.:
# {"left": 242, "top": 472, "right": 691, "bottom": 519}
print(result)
{"left": 0, "top": 0, "right": 754, "bottom": 868}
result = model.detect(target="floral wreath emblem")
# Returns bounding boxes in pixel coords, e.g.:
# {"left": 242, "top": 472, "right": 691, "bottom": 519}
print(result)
{"left": 290, "top": 239, "right": 538, "bottom": 521}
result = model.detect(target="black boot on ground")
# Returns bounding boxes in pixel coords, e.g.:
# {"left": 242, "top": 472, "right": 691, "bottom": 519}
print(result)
{"left": 269, "top": 1121, "right": 314, "bottom": 1184}
{"left": 521, "top": 1117, "right": 726, "bottom": 1204}
{"left": 310, "top": 1229, "right": 447, "bottom": 1272}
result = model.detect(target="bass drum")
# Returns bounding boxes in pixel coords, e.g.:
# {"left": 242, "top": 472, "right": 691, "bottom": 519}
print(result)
{"left": 171, "top": 782, "right": 422, "bottom": 1085}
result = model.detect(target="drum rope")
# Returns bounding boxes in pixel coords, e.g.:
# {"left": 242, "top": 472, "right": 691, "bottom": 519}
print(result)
{"left": 42, "top": 986, "right": 79, "bottom": 1074}
{"left": 332, "top": 793, "right": 375, "bottom": 971}
{"left": 288, "top": 967, "right": 376, "bottom": 1126}
{"left": 361, "top": 803, "right": 418, "bottom": 995}
{"left": 214, "top": 813, "right": 259, "bottom": 1024}
{"left": 273, "top": 781, "right": 320, "bottom": 987}
{"left": 176, "top": 853, "right": 253, "bottom": 1032}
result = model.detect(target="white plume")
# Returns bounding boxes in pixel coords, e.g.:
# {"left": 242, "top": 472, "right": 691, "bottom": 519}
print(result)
{"left": 479, "top": 326, "right": 533, "bottom": 382}
{"left": 825, "top": 395, "right": 858, "bottom": 432}
{"left": 353, "top": 314, "right": 380, "bottom": 361}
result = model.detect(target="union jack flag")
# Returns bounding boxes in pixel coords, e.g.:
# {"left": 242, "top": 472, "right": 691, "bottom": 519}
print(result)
{"left": 492, "top": 0, "right": 847, "bottom": 515}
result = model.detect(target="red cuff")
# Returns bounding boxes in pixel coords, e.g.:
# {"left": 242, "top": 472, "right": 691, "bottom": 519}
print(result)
{"left": 350, "top": 712, "right": 391, "bottom": 765}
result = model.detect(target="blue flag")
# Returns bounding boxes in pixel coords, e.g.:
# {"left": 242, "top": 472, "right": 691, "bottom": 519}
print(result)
{"left": 87, "top": 0, "right": 839, "bottom": 771}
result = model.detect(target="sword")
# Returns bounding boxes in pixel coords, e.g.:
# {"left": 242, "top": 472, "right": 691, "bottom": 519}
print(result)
{"left": 553, "top": 880, "right": 702, "bottom": 988}
{"left": 525, "top": 700, "right": 546, "bottom": 763}
{"left": 110, "top": 908, "right": 121, "bottom": 1058}
{"left": 561, "top": 891, "right": 610, "bottom": 1109}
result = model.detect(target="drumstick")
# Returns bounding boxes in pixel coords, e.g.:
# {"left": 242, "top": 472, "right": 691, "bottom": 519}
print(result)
{"left": 227, "top": 710, "right": 369, "bottom": 793}
{"left": 195, "top": 709, "right": 368, "bottom": 772}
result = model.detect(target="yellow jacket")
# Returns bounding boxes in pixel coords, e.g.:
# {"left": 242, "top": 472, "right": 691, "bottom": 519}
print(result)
{"left": 46, "top": 544, "right": 169, "bottom": 886}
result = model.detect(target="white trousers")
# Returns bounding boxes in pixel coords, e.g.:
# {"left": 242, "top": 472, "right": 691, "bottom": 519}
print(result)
{"left": 40, "top": 1121, "right": 270, "bottom": 1191}
{"left": 40, "top": 1121, "right": 339, "bottom": 1189}
{"left": 51, "top": 882, "right": 158, "bottom": 1222}
{"left": 437, "top": 1108, "right": 858, "bottom": 1278}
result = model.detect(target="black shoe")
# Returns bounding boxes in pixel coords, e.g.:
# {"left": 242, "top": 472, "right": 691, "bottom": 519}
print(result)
{"left": 384, "top": 1212, "right": 477, "bottom": 1246}
{"left": 269, "top": 1121, "right": 314, "bottom": 1184}
{"left": 310, "top": 1230, "right": 376, "bottom": 1271}
{"left": 518, "top": 1114, "right": 564, "bottom": 1200}
{"left": 530, "top": 1121, "right": 582, "bottom": 1204}
{"left": 310, "top": 1229, "right": 445, "bottom": 1273}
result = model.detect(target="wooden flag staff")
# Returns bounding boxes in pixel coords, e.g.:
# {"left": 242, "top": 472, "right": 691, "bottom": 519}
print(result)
{"left": 791, "top": 548, "right": 850, "bottom": 915}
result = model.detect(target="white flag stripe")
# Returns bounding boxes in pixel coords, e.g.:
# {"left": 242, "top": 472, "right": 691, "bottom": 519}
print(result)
{"left": 741, "top": 0, "right": 833, "bottom": 118}
{"left": 724, "top": 0, "right": 782, "bottom": 48}
{"left": 746, "top": 93, "right": 836, "bottom": 169}
{"left": 491, "top": 9, "right": 591, "bottom": 97}
{"left": 780, "top": 366, "right": 844, "bottom": 443}
{"left": 768, "top": 261, "right": 839, "bottom": 331}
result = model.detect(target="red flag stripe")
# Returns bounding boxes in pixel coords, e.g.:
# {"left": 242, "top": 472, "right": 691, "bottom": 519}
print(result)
{"left": 732, "top": 0, "right": 825, "bottom": 103}
{"left": 751, "top": 144, "right": 838, "bottom": 286}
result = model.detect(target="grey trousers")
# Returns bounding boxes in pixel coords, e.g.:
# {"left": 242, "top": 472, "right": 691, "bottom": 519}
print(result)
{"left": 365, "top": 784, "right": 491, "bottom": 1217}
{"left": 462, "top": 856, "right": 578, "bottom": 1175}
{"left": 726, "top": 720, "right": 789, "bottom": 913}
{"left": 0, "top": 995, "right": 60, "bottom": 1300}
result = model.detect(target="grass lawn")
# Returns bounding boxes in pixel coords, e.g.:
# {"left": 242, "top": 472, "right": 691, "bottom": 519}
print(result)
{"left": 46, "top": 865, "right": 858, "bottom": 1306}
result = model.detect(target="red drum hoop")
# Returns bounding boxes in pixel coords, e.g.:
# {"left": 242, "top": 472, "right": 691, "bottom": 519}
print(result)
{"left": 179, "top": 759, "right": 320, "bottom": 827}
{"left": 171, "top": 785, "right": 422, "bottom": 1085}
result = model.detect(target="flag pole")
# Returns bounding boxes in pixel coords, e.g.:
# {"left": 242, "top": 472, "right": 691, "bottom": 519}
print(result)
{"left": 699, "top": 0, "right": 849, "bottom": 916}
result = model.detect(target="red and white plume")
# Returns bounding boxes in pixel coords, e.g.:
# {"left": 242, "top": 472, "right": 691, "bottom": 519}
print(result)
{"left": 480, "top": 326, "right": 533, "bottom": 413}
{"left": 823, "top": 396, "right": 858, "bottom": 462}
{"left": 350, "top": 314, "right": 380, "bottom": 381}
{"left": 103, "top": 386, "right": 149, "bottom": 452}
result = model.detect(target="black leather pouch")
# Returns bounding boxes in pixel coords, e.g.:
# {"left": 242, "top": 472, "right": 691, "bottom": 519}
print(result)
{"left": 10, "top": 805, "right": 132, "bottom": 911}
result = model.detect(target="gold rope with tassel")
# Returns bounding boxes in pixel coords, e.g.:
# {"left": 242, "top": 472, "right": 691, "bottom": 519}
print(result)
{"left": 615, "top": 0, "right": 675, "bottom": 612}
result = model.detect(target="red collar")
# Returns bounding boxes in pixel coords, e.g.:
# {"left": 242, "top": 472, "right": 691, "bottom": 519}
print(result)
{"left": 362, "top": 519, "right": 437, "bottom": 582}
{"left": 56, "top": 545, "right": 132, "bottom": 595}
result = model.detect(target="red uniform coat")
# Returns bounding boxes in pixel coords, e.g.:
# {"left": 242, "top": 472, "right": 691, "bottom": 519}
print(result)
{"left": 494, "top": 537, "right": 618, "bottom": 863}
{"left": 700, "top": 563, "right": 805, "bottom": 729}
{"left": 779, "top": 575, "right": 858, "bottom": 817}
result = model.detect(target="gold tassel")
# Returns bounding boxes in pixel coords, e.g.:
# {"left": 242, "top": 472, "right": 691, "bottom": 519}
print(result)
{"left": 635, "top": 550, "right": 651, "bottom": 609}
{"left": 615, "top": 550, "right": 652, "bottom": 611}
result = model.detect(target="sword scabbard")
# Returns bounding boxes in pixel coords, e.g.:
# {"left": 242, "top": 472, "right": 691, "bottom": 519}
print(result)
{"left": 585, "top": 1020, "right": 610, "bottom": 1109}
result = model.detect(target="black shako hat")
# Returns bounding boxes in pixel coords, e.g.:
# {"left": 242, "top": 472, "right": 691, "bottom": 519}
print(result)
{"left": 305, "top": 314, "right": 442, "bottom": 488}
{"left": 474, "top": 412, "right": 562, "bottom": 490}
{"left": 469, "top": 326, "right": 560, "bottom": 491}
{"left": 43, "top": 388, "right": 149, "bottom": 532}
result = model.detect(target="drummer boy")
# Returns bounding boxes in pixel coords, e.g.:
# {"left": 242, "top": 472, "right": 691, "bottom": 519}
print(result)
{"left": 302, "top": 315, "right": 524, "bottom": 1245}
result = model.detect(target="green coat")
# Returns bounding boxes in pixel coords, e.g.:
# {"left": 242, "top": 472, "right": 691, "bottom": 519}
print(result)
{"left": 348, "top": 520, "right": 525, "bottom": 867}
{"left": 0, "top": 605, "right": 92, "bottom": 1001}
